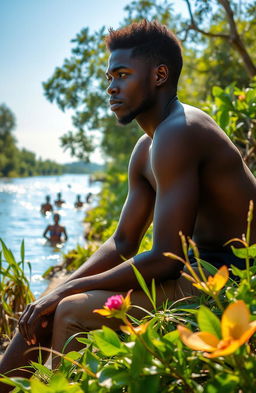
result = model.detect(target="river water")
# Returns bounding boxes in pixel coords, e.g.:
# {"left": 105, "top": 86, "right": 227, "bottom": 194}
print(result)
{"left": 0, "top": 174, "right": 101, "bottom": 297}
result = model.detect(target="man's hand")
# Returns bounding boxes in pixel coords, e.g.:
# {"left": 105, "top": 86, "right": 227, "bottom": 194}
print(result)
{"left": 18, "top": 291, "right": 63, "bottom": 345}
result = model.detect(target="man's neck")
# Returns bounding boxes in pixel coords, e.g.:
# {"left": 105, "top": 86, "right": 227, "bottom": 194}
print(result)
{"left": 136, "top": 91, "right": 178, "bottom": 138}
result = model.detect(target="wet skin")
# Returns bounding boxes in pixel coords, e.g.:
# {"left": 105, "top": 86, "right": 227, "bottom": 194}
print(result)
{"left": 1, "top": 48, "right": 256, "bottom": 389}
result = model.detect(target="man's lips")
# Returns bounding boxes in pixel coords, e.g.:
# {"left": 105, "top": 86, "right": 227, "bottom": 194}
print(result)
{"left": 109, "top": 99, "right": 124, "bottom": 111}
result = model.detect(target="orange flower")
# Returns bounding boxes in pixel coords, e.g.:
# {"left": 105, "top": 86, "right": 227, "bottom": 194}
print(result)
{"left": 178, "top": 300, "right": 256, "bottom": 358}
{"left": 191, "top": 265, "right": 229, "bottom": 295}
{"left": 120, "top": 321, "right": 150, "bottom": 336}
{"left": 94, "top": 289, "right": 132, "bottom": 319}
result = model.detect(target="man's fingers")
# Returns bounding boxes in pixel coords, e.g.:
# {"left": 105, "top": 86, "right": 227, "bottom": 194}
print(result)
{"left": 18, "top": 304, "right": 39, "bottom": 344}
{"left": 18, "top": 307, "right": 32, "bottom": 342}
{"left": 25, "top": 307, "right": 41, "bottom": 344}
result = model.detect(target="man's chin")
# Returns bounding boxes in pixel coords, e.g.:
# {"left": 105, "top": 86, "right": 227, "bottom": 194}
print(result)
{"left": 115, "top": 111, "right": 136, "bottom": 125}
{"left": 116, "top": 115, "right": 134, "bottom": 125}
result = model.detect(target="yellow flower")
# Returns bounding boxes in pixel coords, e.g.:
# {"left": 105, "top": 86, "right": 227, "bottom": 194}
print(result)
{"left": 120, "top": 321, "right": 150, "bottom": 336}
{"left": 192, "top": 265, "right": 229, "bottom": 295}
{"left": 93, "top": 289, "right": 132, "bottom": 319}
{"left": 178, "top": 300, "right": 256, "bottom": 358}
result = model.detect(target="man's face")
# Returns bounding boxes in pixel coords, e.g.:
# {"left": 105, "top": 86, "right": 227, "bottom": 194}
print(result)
{"left": 106, "top": 48, "right": 155, "bottom": 125}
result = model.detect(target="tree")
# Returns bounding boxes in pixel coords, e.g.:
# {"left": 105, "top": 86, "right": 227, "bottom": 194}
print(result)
{"left": 183, "top": 0, "right": 256, "bottom": 78}
{"left": 0, "top": 104, "right": 19, "bottom": 176}
{"left": 0, "top": 104, "right": 64, "bottom": 177}
{"left": 0, "top": 104, "right": 16, "bottom": 135}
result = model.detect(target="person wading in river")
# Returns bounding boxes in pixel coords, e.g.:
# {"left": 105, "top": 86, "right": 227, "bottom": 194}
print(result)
{"left": 43, "top": 213, "right": 68, "bottom": 245}
{"left": 1, "top": 20, "right": 256, "bottom": 391}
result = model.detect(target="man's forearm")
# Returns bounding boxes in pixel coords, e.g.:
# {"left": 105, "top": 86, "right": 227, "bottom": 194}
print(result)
{"left": 59, "top": 250, "right": 182, "bottom": 297}
{"left": 63, "top": 237, "right": 132, "bottom": 283}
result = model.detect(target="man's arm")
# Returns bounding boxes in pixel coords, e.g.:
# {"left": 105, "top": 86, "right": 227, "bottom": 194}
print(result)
{"left": 19, "top": 136, "right": 156, "bottom": 343}
{"left": 60, "top": 123, "right": 200, "bottom": 294}
{"left": 63, "top": 136, "right": 156, "bottom": 282}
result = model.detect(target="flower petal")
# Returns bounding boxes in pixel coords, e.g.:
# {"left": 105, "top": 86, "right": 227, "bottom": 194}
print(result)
{"left": 93, "top": 308, "right": 112, "bottom": 316}
{"left": 209, "top": 265, "right": 229, "bottom": 291}
{"left": 205, "top": 340, "right": 241, "bottom": 358}
{"left": 122, "top": 289, "right": 132, "bottom": 311}
{"left": 238, "top": 320, "right": 256, "bottom": 346}
{"left": 221, "top": 300, "right": 250, "bottom": 339}
{"left": 120, "top": 321, "right": 149, "bottom": 336}
{"left": 178, "top": 325, "right": 219, "bottom": 352}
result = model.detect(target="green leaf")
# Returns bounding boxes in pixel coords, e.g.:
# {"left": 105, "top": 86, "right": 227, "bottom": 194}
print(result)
{"left": 212, "top": 86, "right": 223, "bottom": 96}
{"left": 230, "top": 264, "right": 247, "bottom": 279}
{"left": 218, "top": 109, "right": 230, "bottom": 129}
{"left": 204, "top": 373, "right": 239, "bottom": 393}
{"left": 198, "top": 259, "right": 218, "bottom": 275}
{"left": 231, "top": 245, "right": 256, "bottom": 259}
{"left": 30, "top": 361, "right": 53, "bottom": 379}
{"left": 0, "top": 239, "right": 16, "bottom": 265}
{"left": 83, "top": 349, "right": 100, "bottom": 374}
{"left": 20, "top": 239, "right": 25, "bottom": 264}
{"left": 93, "top": 326, "right": 127, "bottom": 356}
{"left": 0, "top": 376, "right": 31, "bottom": 390}
{"left": 151, "top": 278, "right": 156, "bottom": 308}
{"left": 163, "top": 330, "right": 180, "bottom": 343}
{"left": 130, "top": 263, "right": 155, "bottom": 309}
{"left": 98, "top": 366, "right": 129, "bottom": 388}
{"left": 130, "top": 338, "right": 151, "bottom": 378}
{"left": 197, "top": 305, "right": 221, "bottom": 339}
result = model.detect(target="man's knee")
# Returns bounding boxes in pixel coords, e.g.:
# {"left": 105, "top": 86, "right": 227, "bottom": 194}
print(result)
{"left": 54, "top": 294, "right": 87, "bottom": 326}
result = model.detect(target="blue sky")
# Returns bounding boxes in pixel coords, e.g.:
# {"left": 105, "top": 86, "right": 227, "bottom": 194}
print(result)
{"left": 0, "top": 0, "right": 130, "bottom": 163}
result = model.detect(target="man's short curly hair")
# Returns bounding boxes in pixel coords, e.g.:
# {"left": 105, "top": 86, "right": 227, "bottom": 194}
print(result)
{"left": 105, "top": 19, "right": 183, "bottom": 90}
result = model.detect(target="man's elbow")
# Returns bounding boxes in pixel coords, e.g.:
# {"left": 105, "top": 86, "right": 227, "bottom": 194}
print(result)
{"left": 150, "top": 249, "right": 184, "bottom": 280}
{"left": 114, "top": 236, "right": 140, "bottom": 260}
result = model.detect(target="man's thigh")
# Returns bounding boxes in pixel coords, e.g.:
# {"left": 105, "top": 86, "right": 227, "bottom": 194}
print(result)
{"left": 58, "top": 276, "right": 199, "bottom": 331}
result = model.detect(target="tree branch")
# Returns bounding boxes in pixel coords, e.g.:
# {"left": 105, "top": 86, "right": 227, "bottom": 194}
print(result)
{"left": 183, "top": 0, "right": 256, "bottom": 78}
{"left": 184, "top": 0, "right": 230, "bottom": 39}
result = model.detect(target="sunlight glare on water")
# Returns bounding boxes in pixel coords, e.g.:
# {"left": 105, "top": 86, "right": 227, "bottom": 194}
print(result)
{"left": 0, "top": 174, "right": 101, "bottom": 297}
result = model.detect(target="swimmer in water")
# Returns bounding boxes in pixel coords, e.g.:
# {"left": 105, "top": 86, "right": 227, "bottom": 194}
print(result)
{"left": 86, "top": 192, "right": 93, "bottom": 204}
{"left": 54, "top": 192, "right": 65, "bottom": 207}
{"left": 43, "top": 213, "right": 68, "bottom": 245}
{"left": 40, "top": 195, "right": 53, "bottom": 215}
{"left": 74, "top": 194, "right": 84, "bottom": 208}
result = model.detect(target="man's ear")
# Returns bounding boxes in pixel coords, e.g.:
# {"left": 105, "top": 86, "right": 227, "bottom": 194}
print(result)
{"left": 155, "top": 64, "right": 169, "bottom": 86}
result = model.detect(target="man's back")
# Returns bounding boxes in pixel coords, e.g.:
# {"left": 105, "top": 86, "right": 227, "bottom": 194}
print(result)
{"left": 133, "top": 100, "right": 256, "bottom": 251}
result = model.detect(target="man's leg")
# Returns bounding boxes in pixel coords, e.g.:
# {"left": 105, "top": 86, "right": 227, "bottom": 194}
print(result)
{"left": 51, "top": 275, "right": 199, "bottom": 368}
{"left": 0, "top": 318, "right": 53, "bottom": 393}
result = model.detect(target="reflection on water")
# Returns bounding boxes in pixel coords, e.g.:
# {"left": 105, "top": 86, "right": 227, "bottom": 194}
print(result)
{"left": 0, "top": 174, "right": 101, "bottom": 297}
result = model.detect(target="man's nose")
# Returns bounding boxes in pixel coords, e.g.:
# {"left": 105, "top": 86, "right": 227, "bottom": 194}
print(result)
{"left": 107, "top": 80, "right": 119, "bottom": 95}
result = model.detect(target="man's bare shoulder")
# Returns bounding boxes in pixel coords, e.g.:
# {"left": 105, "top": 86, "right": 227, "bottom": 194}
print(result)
{"left": 154, "top": 101, "right": 236, "bottom": 156}
{"left": 129, "top": 134, "right": 151, "bottom": 170}
{"left": 156, "top": 102, "right": 219, "bottom": 136}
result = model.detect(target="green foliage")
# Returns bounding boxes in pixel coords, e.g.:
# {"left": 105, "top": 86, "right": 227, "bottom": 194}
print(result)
{"left": 0, "top": 239, "right": 34, "bottom": 340}
{"left": 3, "top": 208, "right": 256, "bottom": 392}
{"left": 204, "top": 79, "right": 256, "bottom": 172}
{"left": 0, "top": 103, "right": 64, "bottom": 177}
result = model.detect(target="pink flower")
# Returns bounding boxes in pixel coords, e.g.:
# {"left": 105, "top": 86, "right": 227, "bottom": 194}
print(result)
{"left": 105, "top": 295, "right": 123, "bottom": 310}
{"left": 94, "top": 290, "right": 132, "bottom": 319}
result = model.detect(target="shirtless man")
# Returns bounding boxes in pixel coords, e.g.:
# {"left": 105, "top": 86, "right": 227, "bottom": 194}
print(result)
{"left": 54, "top": 192, "right": 65, "bottom": 207}
{"left": 43, "top": 213, "right": 68, "bottom": 245}
{"left": 40, "top": 195, "right": 53, "bottom": 215}
{"left": 74, "top": 194, "right": 84, "bottom": 208}
{"left": 0, "top": 20, "right": 255, "bottom": 390}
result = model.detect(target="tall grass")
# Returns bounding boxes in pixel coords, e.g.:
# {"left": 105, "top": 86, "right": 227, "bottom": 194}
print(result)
{"left": 0, "top": 239, "right": 34, "bottom": 341}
